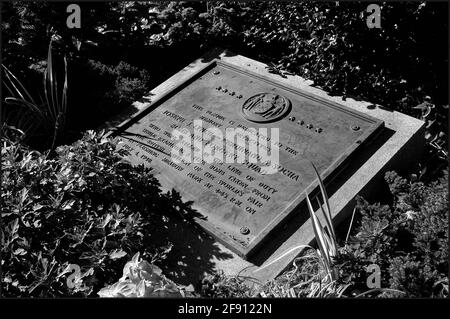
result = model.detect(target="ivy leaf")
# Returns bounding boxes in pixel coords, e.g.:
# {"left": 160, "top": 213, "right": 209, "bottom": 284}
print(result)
{"left": 32, "top": 204, "right": 44, "bottom": 211}
{"left": 109, "top": 249, "right": 127, "bottom": 260}
{"left": 102, "top": 214, "right": 113, "bottom": 228}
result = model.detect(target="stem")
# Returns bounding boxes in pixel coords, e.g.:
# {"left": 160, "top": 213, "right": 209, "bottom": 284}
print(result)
{"left": 345, "top": 207, "right": 357, "bottom": 244}
{"left": 49, "top": 112, "right": 62, "bottom": 156}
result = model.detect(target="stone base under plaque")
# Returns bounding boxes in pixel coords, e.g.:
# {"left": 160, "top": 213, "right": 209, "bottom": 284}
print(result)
{"left": 105, "top": 49, "right": 424, "bottom": 285}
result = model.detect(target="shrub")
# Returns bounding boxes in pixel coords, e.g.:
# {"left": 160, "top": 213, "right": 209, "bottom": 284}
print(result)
{"left": 334, "top": 170, "right": 448, "bottom": 297}
{"left": 198, "top": 272, "right": 256, "bottom": 298}
{"left": 2, "top": 40, "right": 68, "bottom": 153}
{"left": 0, "top": 129, "right": 180, "bottom": 297}
{"left": 245, "top": 170, "right": 447, "bottom": 298}
{"left": 54, "top": 59, "right": 151, "bottom": 139}
{"left": 4, "top": 1, "right": 447, "bottom": 116}
{"left": 3, "top": 2, "right": 447, "bottom": 159}
{"left": 79, "top": 59, "right": 150, "bottom": 110}
{"left": 114, "top": 62, "right": 150, "bottom": 105}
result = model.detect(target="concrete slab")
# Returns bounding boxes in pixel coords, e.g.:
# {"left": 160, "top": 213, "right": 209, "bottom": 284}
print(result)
{"left": 104, "top": 49, "right": 425, "bottom": 285}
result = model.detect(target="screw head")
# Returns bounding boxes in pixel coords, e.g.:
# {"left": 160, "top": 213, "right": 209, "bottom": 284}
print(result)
{"left": 240, "top": 226, "right": 250, "bottom": 235}
{"left": 213, "top": 71, "right": 220, "bottom": 75}
{"left": 351, "top": 125, "right": 360, "bottom": 131}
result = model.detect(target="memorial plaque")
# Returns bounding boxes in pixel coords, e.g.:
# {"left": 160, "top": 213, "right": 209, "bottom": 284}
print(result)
{"left": 111, "top": 60, "right": 384, "bottom": 259}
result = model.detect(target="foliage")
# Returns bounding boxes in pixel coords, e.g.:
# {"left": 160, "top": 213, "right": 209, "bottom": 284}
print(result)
{"left": 201, "top": 170, "right": 448, "bottom": 298}
{"left": 305, "top": 162, "right": 338, "bottom": 281}
{"left": 235, "top": 1, "right": 448, "bottom": 174}
{"left": 198, "top": 249, "right": 351, "bottom": 298}
{"left": 70, "top": 59, "right": 150, "bottom": 117}
{"left": 2, "top": 2, "right": 447, "bottom": 162}
{"left": 2, "top": 2, "right": 152, "bottom": 150}
{"left": 2, "top": 41, "right": 67, "bottom": 152}
{"left": 0, "top": 128, "right": 185, "bottom": 297}
{"left": 334, "top": 171, "right": 448, "bottom": 297}
{"left": 198, "top": 271, "right": 256, "bottom": 298}
{"left": 3, "top": 1, "right": 448, "bottom": 113}
{"left": 258, "top": 249, "right": 352, "bottom": 298}
{"left": 98, "top": 252, "right": 182, "bottom": 297}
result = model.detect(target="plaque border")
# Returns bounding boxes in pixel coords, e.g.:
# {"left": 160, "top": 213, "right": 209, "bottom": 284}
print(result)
{"left": 108, "top": 59, "right": 385, "bottom": 259}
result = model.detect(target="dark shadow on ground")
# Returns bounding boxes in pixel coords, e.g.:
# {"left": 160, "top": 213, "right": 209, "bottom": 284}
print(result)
{"left": 147, "top": 189, "right": 234, "bottom": 285}
{"left": 100, "top": 47, "right": 238, "bottom": 134}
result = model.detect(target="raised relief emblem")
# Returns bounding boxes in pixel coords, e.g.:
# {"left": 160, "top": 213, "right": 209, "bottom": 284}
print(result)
{"left": 241, "top": 93, "right": 291, "bottom": 123}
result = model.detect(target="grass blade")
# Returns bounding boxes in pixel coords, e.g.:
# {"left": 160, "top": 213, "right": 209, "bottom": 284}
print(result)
{"left": 322, "top": 227, "right": 336, "bottom": 257}
{"left": 1, "top": 64, "right": 37, "bottom": 104}
{"left": 44, "top": 41, "right": 57, "bottom": 123}
{"left": 61, "top": 55, "right": 68, "bottom": 122}
{"left": 306, "top": 193, "right": 332, "bottom": 275}
{"left": 1, "top": 66, "right": 45, "bottom": 136}
{"left": 4, "top": 97, "right": 43, "bottom": 115}
{"left": 355, "top": 288, "right": 406, "bottom": 298}
{"left": 345, "top": 207, "right": 357, "bottom": 244}
{"left": 311, "top": 162, "right": 337, "bottom": 245}
{"left": 43, "top": 57, "right": 52, "bottom": 122}
{"left": 316, "top": 196, "right": 337, "bottom": 255}
{"left": 254, "top": 244, "right": 314, "bottom": 273}
{"left": 2, "top": 78, "right": 17, "bottom": 97}
{"left": 48, "top": 41, "right": 57, "bottom": 119}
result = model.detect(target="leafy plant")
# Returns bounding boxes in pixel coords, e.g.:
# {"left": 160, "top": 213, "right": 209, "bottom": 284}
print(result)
{"left": 2, "top": 40, "right": 67, "bottom": 152}
{"left": 98, "top": 252, "right": 182, "bottom": 297}
{"left": 198, "top": 271, "right": 257, "bottom": 298}
{"left": 249, "top": 163, "right": 348, "bottom": 298}
{"left": 253, "top": 166, "right": 446, "bottom": 298}
{"left": 334, "top": 171, "right": 448, "bottom": 297}
{"left": 68, "top": 59, "right": 150, "bottom": 120}
{"left": 3, "top": 2, "right": 447, "bottom": 166}
{"left": 0, "top": 129, "right": 184, "bottom": 297}
{"left": 305, "top": 162, "right": 338, "bottom": 281}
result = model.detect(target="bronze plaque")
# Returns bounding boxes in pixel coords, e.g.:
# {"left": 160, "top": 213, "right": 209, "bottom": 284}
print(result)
{"left": 111, "top": 60, "right": 384, "bottom": 259}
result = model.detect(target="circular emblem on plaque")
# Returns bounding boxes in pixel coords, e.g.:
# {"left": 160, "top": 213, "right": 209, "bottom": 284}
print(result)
{"left": 241, "top": 93, "right": 291, "bottom": 123}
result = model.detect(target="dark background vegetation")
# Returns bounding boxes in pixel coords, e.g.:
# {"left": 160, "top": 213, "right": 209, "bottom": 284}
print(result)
{"left": 2, "top": 2, "right": 448, "bottom": 149}
{"left": 1, "top": 1, "right": 448, "bottom": 297}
